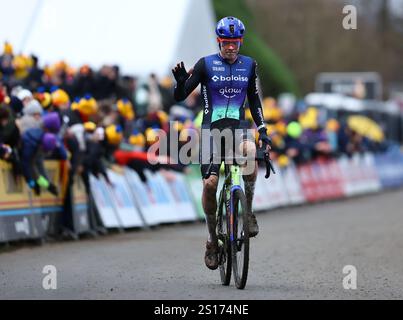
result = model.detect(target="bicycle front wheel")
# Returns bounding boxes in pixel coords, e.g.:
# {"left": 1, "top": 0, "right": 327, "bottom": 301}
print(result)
{"left": 217, "top": 189, "right": 231, "bottom": 286}
{"left": 231, "top": 188, "right": 249, "bottom": 290}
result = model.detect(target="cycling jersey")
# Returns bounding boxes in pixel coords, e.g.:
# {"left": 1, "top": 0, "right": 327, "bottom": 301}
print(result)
{"left": 174, "top": 53, "right": 265, "bottom": 132}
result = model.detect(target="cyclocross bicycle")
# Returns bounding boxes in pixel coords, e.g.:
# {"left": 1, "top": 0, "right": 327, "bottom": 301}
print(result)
{"left": 203, "top": 144, "right": 275, "bottom": 289}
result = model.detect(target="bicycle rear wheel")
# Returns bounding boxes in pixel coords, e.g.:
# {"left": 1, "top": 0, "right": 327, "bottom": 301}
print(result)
{"left": 231, "top": 188, "right": 249, "bottom": 289}
{"left": 217, "top": 189, "right": 231, "bottom": 285}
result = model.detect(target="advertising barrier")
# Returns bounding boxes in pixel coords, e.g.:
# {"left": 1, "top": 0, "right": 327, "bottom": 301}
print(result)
{"left": 124, "top": 168, "right": 162, "bottom": 226}
{"left": 313, "top": 160, "right": 345, "bottom": 201}
{"left": 106, "top": 169, "right": 144, "bottom": 228}
{"left": 253, "top": 170, "right": 273, "bottom": 211}
{"left": 144, "top": 170, "right": 186, "bottom": 223}
{"left": 338, "top": 154, "right": 379, "bottom": 196}
{"left": 282, "top": 163, "right": 306, "bottom": 205}
{"left": 298, "top": 163, "right": 321, "bottom": 202}
{"left": 164, "top": 171, "right": 199, "bottom": 222}
{"left": 185, "top": 165, "right": 206, "bottom": 220}
{"left": 1, "top": 150, "right": 403, "bottom": 243}
{"left": 89, "top": 174, "right": 122, "bottom": 228}
{"left": 70, "top": 176, "right": 91, "bottom": 234}
{"left": 144, "top": 170, "right": 175, "bottom": 223}
{"left": 375, "top": 151, "right": 403, "bottom": 189}
{"left": 360, "top": 153, "right": 382, "bottom": 193}
{"left": 265, "top": 163, "right": 290, "bottom": 208}
{"left": 0, "top": 160, "right": 64, "bottom": 242}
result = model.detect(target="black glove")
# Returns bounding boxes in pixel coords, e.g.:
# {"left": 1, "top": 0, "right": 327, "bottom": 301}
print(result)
{"left": 258, "top": 128, "right": 272, "bottom": 148}
{"left": 172, "top": 62, "right": 190, "bottom": 84}
{"left": 48, "top": 183, "right": 59, "bottom": 197}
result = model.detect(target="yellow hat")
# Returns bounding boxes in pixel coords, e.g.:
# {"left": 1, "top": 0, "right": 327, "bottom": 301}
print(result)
{"left": 12, "top": 55, "right": 29, "bottom": 79}
{"left": 3, "top": 42, "right": 13, "bottom": 55}
{"left": 275, "top": 121, "right": 287, "bottom": 136}
{"left": 84, "top": 121, "right": 97, "bottom": 132}
{"left": 78, "top": 95, "right": 98, "bottom": 116}
{"left": 299, "top": 107, "right": 318, "bottom": 130}
{"left": 51, "top": 89, "right": 70, "bottom": 107}
{"left": 263, "top": 106, "right": 283, "bottom": 122}
{"left": 129, "top": 132, "right": 146, "bottom": 147}
{"left": 105, "top": 125, "right": 123, "bottom": 145}
{"left": 277, "top": 154, "right": 290, "bottom": 168}
{"left": 117, "top": 99, "right": 135, "bottom": 120}
{"left": 156, "top": 110, "right": 169, "bottom": 124}
{"left": 71, "top": 99, "right": 79, "bottom": 111}
{"left": 34, "top": 92, "right": 52, "bottom": 109}
{"left": 145, "top": 127, "right": 159, "bottom": 145}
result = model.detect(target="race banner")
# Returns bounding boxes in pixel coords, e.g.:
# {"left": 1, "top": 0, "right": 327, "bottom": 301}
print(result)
{"left": 164, "top": 172, "right": 198, "bottom": 222}
{"left": 144, "top": 170, "right": 185, "bottom": 223}
{"left": 106, "top": 169, "right": 144, "bottom": 228}
{"left": 184, "top": 165, "right": 205, "bottom": 220}
{"left": 282, "top": 163, "right": 306, "bottom": 205}
{"left": 89, "top": 174, "right": 122, "bottom": 228}
{"left": 124, "top": 168, "right": 162, "bottom": 226}
{"left": 71, "top": 176, "right": 91, "bottom": 234}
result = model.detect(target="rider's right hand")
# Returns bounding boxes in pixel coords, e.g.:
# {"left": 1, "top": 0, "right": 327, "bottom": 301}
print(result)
{"left": 172, "top": 61, "right": 190, "bottom": 84}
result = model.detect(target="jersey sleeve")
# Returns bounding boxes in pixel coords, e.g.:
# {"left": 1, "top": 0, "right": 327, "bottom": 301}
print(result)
{"left": 247, "top": 60, "right": 266, "bottom": 132}
{"left": 174, "top": 58, "right": 205, "bottom": 102}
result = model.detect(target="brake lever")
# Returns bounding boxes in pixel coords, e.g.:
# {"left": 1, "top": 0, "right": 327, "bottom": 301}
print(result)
{"left": 203, "top": 161, "right": 213, "bottom": 180}
{"left": 264, "top": 151, "right": 276, "bottom": 179}
{"left": 256, "top": 141, "right": 275, "bottom": 179}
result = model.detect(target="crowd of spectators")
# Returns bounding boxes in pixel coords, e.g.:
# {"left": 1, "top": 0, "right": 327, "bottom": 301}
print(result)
{"left": 1, "top": 41, "right": 390, "bottom": 199}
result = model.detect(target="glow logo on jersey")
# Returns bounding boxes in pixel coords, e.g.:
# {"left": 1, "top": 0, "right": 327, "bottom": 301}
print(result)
{"left": 219, "top": 87, "right": 242, "bottom": 98}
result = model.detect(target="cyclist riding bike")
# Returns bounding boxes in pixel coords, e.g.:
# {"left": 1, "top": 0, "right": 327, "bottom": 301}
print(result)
{"left": 172, "top": 16, "right": 271, "bottom": 270}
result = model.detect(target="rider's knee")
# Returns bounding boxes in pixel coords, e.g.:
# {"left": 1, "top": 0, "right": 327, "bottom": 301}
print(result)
{"left": 203, "top": 175, "right": 218, "bottom": 195}
{"left": 239, "top": 140, "right": 256, "bottom": 157}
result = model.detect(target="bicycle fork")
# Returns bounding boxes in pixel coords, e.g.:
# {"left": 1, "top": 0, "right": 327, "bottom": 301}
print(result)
{"left": 226, "top": 165, "right": 242, "bottom": 243}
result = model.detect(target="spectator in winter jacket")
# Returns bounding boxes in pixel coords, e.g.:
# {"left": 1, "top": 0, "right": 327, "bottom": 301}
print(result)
{"left": 0, "top": 104, "right": 20, "bottom": 151}
{"left": 24, "top": 55, "right": 44, "bottom": 90}
{"left": 16, "top": 99, "right": 43, "bottom": 134}
{"left": 20, "top": 127, "right": 67, "bottom": 196}
{"left": 0, "top": 104, "right": 22, "bottom": 176}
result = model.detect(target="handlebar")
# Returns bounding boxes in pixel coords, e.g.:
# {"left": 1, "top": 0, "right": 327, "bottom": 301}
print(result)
{"left": 202, "top": 142, "right": 276, "bottom": 180}
{"left": 256, "top": 142, "right": 276, "bottom": 179}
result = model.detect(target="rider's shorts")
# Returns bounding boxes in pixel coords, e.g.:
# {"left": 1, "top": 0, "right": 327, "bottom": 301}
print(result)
{"left": 199, "top": 121, "right": 255, "bottom": 178}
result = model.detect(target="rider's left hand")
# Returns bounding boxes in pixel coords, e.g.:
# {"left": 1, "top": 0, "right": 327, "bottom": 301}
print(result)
{"left": 258, "top": 128, "right": 272, "bottom": 153}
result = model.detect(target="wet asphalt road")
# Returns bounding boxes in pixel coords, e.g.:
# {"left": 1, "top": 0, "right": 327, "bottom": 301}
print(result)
{"left": 1, "top": 189, "right": 403, "bottom": 300}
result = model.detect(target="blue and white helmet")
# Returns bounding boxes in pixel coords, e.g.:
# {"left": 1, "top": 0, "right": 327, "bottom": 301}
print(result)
{"left": 215, "top": 16, "right": 246, "bottom": 39}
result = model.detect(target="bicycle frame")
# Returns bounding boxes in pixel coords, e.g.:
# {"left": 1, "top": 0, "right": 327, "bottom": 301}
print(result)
{"left": 223, "top": 164, "right": 242, "bottom": 243}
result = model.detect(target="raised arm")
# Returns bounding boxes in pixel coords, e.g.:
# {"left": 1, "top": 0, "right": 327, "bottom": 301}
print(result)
{"left": 173, "top": 59, "right": 205, "bottom": 102}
